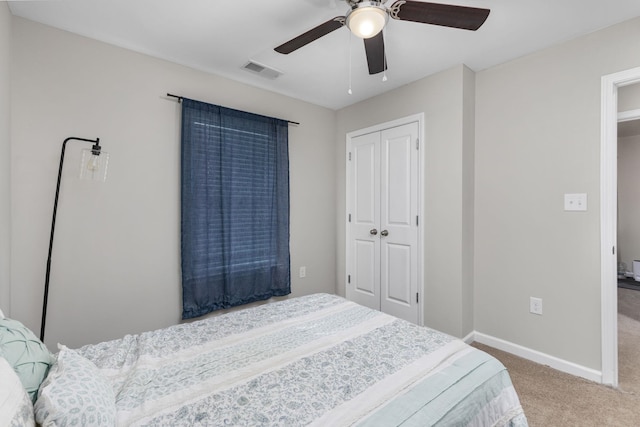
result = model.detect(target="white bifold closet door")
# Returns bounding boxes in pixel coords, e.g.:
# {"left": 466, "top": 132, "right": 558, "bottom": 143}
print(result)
{"left": 347, "top": 121, "right": 419, "bottom": 324}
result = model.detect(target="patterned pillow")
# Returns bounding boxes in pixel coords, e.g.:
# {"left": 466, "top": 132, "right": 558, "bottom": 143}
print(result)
{"left": 34, "top": 346, "right": 116, "bottom": 426}
{"left": 0, "top": 356, "right": 36, "bottom": 427}
{"left": 0, "top": 317, "right": 54, "bottom": 402}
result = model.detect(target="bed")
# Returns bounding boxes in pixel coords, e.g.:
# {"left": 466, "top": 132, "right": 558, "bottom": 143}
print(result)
{"left": 1, "top": 293, "right": 527, "bottom": 426}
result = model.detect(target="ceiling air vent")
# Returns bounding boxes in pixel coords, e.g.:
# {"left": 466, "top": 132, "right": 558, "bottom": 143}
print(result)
{"left": 242, "top": 61, "right": 283, "bottom": 80}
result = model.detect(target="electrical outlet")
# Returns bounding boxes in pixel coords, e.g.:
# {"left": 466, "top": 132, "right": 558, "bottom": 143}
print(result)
{"left": 299, "top": 266, "right": 306, "bottom": 278}
{"left": 564, "top": 193, "right": 587, "bottom": 211}
{"left": 530, "top": 297, "right": 543, "bottom": 315}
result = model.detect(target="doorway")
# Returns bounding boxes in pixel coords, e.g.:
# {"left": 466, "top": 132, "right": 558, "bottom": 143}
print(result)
{"left": 601, "top": 66, "right": 640, "bottom": 387}
{"left": 616, "top": 88, "right": 640, "bottom": 392}
{"left": 345, "top": 114, "right": 424, "bottom": 325}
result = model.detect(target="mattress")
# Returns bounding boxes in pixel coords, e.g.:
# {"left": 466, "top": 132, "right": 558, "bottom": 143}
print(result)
{"left": 76, "top": 293, "right": 527, "bottom": 426}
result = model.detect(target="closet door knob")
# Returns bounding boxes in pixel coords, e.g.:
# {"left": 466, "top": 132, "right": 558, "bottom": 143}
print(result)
{"left": 380, "top": 230, "right": 389, "bottom": 236}
{"left": 369, "top": 229, "right": 378, "bottom": 235}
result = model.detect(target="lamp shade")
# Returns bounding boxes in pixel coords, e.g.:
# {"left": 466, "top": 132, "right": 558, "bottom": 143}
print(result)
{"left": 79, "top": 148, "right": 109, "bottom": 182}
{"left": 346, "top": 3, "right": 388, "bottom": 39}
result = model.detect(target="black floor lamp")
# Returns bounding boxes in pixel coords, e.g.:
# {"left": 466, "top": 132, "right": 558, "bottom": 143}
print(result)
{"left": 40, "top": 137, "right": 109, "bottom": 342}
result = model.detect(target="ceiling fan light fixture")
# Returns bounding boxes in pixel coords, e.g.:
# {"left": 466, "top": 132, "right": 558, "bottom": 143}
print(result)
{"left": 346, "top": 2, "right": 388, "bottom": 39}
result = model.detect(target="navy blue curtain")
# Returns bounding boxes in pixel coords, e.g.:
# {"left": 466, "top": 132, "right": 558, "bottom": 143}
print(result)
{"left": 181, "top": 98, "right": 290, "bottom": 319}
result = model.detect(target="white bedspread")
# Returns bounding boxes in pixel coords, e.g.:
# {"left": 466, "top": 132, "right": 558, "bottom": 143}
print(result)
{"left": 78, "top": 293, "right": 527, "bottom": 426}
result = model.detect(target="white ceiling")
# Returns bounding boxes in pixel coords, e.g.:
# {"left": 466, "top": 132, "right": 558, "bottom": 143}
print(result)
{"left": 8, "top": 0, "right": 640, "bottom": 110}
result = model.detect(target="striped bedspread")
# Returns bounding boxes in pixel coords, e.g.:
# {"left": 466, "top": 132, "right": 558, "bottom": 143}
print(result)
{"left": 78, "top": 293, "right": 527, "bottom": 426}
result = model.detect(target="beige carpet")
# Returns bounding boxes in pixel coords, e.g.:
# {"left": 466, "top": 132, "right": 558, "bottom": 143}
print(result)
{"left": 471, "top": 287, "right": 640, "bottom": 427}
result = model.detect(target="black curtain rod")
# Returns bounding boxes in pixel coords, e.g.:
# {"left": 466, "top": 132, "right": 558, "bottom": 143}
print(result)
{"left": 166, "top": 93, "right": 300, "bottom": 126}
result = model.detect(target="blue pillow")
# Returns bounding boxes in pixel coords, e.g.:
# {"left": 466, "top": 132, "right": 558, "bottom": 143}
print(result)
{"left": 0, "top": 317, "right": 54, "bottom": 403}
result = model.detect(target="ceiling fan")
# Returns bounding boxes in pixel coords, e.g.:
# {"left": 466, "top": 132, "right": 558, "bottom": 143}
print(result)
{"left": 274, "top": 0, "right": 490, "bottom": 75}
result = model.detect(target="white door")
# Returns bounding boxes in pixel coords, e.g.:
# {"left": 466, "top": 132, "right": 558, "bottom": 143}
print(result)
{"left": 349, "top": 131, "right": 381, "bottom": 311}
{"left": 347, "top": 121, "right": 420, "bottom": 324}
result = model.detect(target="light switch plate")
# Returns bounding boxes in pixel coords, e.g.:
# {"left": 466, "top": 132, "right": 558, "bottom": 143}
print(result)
{"left": 564, "top": 193, "right": 587, "bottom": 211}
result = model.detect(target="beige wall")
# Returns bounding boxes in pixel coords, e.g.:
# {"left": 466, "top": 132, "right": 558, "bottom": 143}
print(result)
{"left": 11, "top": 17, "right": 337, "bottom": 349}
{"left": 336, "top": 64, "right": 475, "bottom": 338}
{"left": 618, "top": 134, "right": 640, "bottom": 273}
{"left": 0, "top": 3, "right": 11, "bottom": 317}
{"left": 8, "top": 7, "right": 640, "bottom": 374}
{"left": 475, "top": 16, "right": 640, "bottom": 370}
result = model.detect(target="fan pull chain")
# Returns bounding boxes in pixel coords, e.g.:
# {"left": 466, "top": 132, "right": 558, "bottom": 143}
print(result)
{"left": 382, "top": 26, "right": 388, "bottom": 82}
{"left": 348, "top": 31, "right": 353, "bottom": 95}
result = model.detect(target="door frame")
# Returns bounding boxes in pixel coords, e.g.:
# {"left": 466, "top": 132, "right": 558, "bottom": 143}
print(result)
{"left": 345, "top": 113, "right": 425, "bottom": 325}
{"left": 601, "top": 66, "right": 640, "bottom": 387}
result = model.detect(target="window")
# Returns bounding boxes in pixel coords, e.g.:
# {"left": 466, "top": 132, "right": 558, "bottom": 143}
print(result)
{"left": 180, "top": 98, "right": 290, "bottom": 319}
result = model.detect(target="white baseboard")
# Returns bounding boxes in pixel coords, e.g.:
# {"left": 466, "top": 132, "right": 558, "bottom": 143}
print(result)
{"left": 470, "top": 331, "right": 603, "bottom": 384}
{"left": 461, "top": 331, "right": 475, "bottom": 344}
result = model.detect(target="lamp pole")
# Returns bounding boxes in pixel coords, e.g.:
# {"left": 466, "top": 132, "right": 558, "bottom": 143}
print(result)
{"left": 40, "top": 137, "right": 102, "bottom": 342}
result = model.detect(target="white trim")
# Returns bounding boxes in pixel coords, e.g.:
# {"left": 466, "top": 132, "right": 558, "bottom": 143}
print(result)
{"left": 417, "top": 114, "right": 425, "bottom": 326}
{"left": 345, "top": 113, "right": 425, "bottom": 325}
{"left": 600, "top": 66, "right": 640, "bottom": 387}
{"left": 345, "top": 114, "right": 423, "bottom": 138}
{"left": 461, "top": 331, "right": 475, "bottom": 344}
{"left": 472, "top": 332, "right": 602, "bottom": 383}
{"left": 617, "top": 108, "right": 640, "bottom": 122}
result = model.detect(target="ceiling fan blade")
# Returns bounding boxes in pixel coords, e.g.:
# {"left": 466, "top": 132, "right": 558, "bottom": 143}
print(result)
{"left": 275, "top": 17, "right": 345, "bottom": 54}
{"left": 364, "top": 31, "right": 387, "bottom": 75}
{"left": 389, "top": 1, "right": 490, "bottom": 31}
